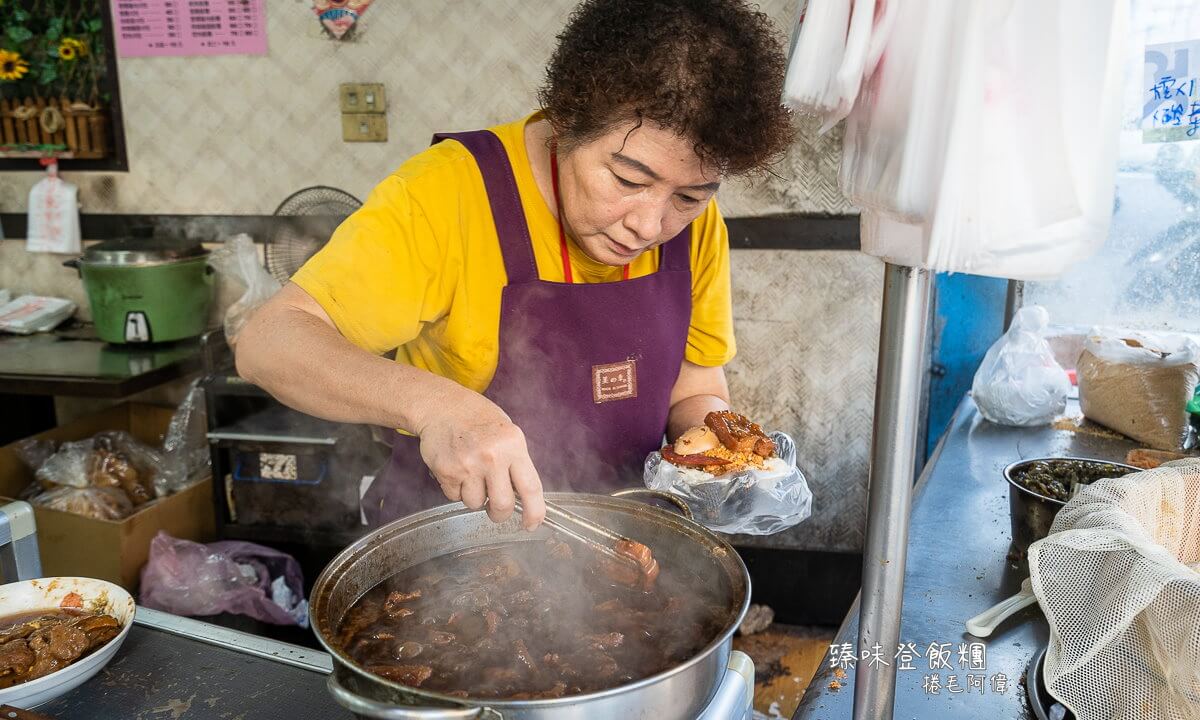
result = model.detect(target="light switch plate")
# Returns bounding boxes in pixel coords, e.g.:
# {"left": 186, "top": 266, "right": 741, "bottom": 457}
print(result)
{"left": 342, "top": 113, "right": 388, "bottom": 142}
{"left": 340, "top": 83, "right": 386, "bottom": 113}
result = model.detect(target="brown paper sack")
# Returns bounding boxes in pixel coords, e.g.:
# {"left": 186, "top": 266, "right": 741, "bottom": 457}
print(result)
{"left": 1078, "top": 334, "right": 1200, "bottom": 452}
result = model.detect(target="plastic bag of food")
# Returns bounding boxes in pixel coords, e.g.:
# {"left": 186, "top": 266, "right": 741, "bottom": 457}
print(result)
{"left": 30, "top": 486, "right": 133, "bottom": 521}
{"left": 644, "top": 429, "right": 812, "bottom": 536}
{"left": 34, "top": 439, "right": 95, "bottom": 490}
{"left": 139, "top": 532, "right": 308, "bottom": 627}
{"left": 1078, "top": 332, "right": 1200, "bottom": 452}
{"left": 207, "top": 233, "right": 281, "bottom": 343}
{"left": 33, "top": 432, "right": 161, "bottom": 506}
{"left": 971, "top": 306, "right": 1071, "bottom": 427}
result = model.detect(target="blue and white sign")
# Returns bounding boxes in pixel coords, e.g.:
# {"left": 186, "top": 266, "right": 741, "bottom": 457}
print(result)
{"left": 1144, "top": 39, "right": 1200, "bottom": 142}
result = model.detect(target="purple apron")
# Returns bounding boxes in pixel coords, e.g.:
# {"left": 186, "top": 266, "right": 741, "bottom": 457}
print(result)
{"left": 362, "top": 129, "right": 693, "bottom": 525}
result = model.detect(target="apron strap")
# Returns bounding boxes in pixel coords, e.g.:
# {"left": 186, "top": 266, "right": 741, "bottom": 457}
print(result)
{"left": 431, "top": 131, "right": 538, "bottom": 284}
{"left": 660, "top": 226, "right": 692, "bottom": 272}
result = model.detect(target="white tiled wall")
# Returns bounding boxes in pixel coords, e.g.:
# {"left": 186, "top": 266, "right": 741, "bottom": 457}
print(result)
{"left": 0, "top": 0, "right": 853, "bottom": 217}
{"left": 0, "top": 0, "right": 876, "bottom": 551}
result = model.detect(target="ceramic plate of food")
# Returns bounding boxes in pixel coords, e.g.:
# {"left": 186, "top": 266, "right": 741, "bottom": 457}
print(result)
{"left": 0, "top": 576, "right": 135, "bottom": 708}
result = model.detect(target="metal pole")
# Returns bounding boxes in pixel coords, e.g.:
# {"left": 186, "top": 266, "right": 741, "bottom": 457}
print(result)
{"left": 1003, "top": 279, "right": 1024, "bottom": 331}
{"left": 853, "top": 262, "right": 933, "bottom": 720}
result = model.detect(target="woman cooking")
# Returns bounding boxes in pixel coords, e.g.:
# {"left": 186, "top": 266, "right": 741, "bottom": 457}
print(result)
{"left": 235, "top": 0, "right": 793, "bottom": 530}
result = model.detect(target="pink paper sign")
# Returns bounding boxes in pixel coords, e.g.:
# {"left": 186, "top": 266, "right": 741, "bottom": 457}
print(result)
{"left": 111, "top": 0, "right": 268, "bottom": 57}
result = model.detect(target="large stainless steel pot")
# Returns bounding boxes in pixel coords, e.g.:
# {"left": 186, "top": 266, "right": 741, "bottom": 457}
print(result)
{"left": 310, "top": 490, "right": 751, "bottom": 719}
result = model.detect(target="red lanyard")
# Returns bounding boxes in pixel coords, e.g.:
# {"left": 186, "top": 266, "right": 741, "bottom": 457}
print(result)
{"left": 549, "top": 140, "right": 630, "bottom": 284}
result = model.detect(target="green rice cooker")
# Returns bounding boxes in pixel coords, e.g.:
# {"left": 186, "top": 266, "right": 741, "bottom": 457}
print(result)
{"left": 66, "top": 236, "right": 214, "bottom": 344}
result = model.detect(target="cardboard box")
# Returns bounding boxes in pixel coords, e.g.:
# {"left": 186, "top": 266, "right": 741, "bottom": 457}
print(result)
{"left": 0, "top": 403, "right": 215, "bottom": 591}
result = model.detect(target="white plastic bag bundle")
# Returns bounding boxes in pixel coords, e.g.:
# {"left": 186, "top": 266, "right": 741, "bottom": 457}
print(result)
{"left": 839, "top": 0, "right": 972, "bottom": 222}
{"left": 971, "top": 306, "right": 1071, "bottom": 427}
{"left": 1029, "top": 461, "right": 1200, "bottom": 720}
{"left": 208, "top": 234, "right": 281, "bottom": 342}
{"left": 782, "top": 0, "right": 891, "bottom": 133}
{"left": 644, "top": 432, "right": 812, "bottom": 535}
{"left": 923, "top": 0, "right": 1127, "bottom": 279}
{"left": 842, "top": 0, "right": 1128, "bottom": 280}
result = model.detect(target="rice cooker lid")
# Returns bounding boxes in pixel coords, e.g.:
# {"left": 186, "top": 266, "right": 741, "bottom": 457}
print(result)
{"left": 82, "top": 237, "right": 208, "bottom": 267}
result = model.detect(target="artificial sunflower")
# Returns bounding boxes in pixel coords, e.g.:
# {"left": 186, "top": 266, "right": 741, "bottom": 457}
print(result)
{"left": 58, "top": 41, "right": 77, "bottom": 61}
{"left": 0, "top": 49, "right": 28, "bottom": 81}
{"left": 62, "top": 38, "right": 88, "bottom": 58}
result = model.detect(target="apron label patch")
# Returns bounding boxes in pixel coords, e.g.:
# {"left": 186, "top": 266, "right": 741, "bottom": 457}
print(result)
{"left": 592, "top": 359, "right": 638, "bottom": 403}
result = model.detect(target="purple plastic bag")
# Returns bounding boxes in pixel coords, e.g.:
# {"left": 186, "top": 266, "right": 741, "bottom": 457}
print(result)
{"left": 139, "top": 531, "right": 308, "bottom": 626}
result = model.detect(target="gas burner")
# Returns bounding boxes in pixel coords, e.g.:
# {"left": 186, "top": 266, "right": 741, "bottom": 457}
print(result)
{"left": 1026, "top": 647, "right": 1075, "bottom": 720}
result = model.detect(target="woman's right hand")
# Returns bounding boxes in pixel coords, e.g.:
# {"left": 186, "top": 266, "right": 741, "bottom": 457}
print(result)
{"left": 415, "top": 390, "right": 546, "bottom": 530}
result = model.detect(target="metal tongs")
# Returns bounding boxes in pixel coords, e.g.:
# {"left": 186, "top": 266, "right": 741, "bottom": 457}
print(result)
{"left": 513, "top": 498, "right": 643, "bottom": 573}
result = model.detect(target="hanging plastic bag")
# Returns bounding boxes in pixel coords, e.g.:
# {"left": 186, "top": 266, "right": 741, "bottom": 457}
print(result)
{"left": 840, "top": 0, "right": 972, "bottom": 223}
{"left": 207, "top": 234, "right": 280, "bottom": 343}
{"left": 782, "top": 0, "right": 852, "bottom": 123}
{"left": 1078, "top": 332, "right": 1200, "bottom": 452}
{"left": 782, "top": 0, "right": 887, "bottom": 133}
{"left": 140, "top": 532, "right": 309, "bottom": 627}
{"left": 923, "top": 0, "right": 1127, "bottom": 280}
{"left": 845, "top": 0, "right": 1127, "bottom": 280}
{"left": 644, "top": 431, "right": 812, "bottom": 535}
{"left": 26, "top": 161, "right": 81, "bottom": 255}
{"left": 972, "top": 306, "right": 1071, "bottom": 427}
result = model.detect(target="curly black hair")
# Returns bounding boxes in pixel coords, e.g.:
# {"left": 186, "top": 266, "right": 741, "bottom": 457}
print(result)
{"left": 538, "top": 0, "right": 793, "bottom": 177}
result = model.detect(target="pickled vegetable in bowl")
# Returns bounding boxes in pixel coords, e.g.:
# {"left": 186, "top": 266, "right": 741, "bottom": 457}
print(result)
{"left": 1010, "top": 459, "right": 1133, "bottom": 502}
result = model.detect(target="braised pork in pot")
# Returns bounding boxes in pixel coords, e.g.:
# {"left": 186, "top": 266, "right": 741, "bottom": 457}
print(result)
{"left": 335, "top": 538, "right": 727, "bottom": 699}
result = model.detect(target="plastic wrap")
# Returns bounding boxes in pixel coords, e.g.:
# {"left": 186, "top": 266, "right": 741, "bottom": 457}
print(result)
{"left": 139, "top": 532, "right": 309, "bottom": 627}
{"left": 15, "top": 438, "right": 58, "bottom": 477}
{"left": 1078, "top": 332, "right": 1200, "bottom": 452}
{"left": 644, "top": 432, "right": 812, "bottom": 535}
{"left": 971, "top": 306, "right": 1071, "bottom": 427}
{"left": 30, "top": 486, "right": 133, "bottom": 521}
{"left": 208, "top": 233, "right": 281, "bottom": 342}
{"left": 157, "top": 381, "right": 210, "bottom": 496}
{"left": 34, "top": 439, "right": 94, "bottom": 490}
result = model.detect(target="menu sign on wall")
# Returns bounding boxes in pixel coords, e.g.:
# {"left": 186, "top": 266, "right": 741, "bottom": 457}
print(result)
{"left": 111, "top": 0, "right": 268, "bottom": 57}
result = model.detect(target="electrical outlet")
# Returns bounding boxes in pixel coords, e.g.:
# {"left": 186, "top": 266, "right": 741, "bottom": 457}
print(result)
{"left": 340, "top": 83, "right": 385, "bottom": 113}
{"left": 342, "top": 113, "right": 388, "bottom": 142}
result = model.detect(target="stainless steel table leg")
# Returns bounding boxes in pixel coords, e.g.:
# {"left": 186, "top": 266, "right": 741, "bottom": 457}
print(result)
{"left": 853, "top": 263, "right": 932, "bottom": 720}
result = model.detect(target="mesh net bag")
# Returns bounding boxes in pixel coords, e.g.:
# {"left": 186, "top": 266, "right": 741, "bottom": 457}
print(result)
{"left": 1028, "top": 459, "right": 1200, "bottom": 720}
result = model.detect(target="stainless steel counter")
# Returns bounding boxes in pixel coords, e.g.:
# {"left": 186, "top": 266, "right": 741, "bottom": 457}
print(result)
{"left": 794, "top": 396, "right": 1140, "bottom": 720}
{"left": 37, "top": 607, "right": 350, "bottom": 720}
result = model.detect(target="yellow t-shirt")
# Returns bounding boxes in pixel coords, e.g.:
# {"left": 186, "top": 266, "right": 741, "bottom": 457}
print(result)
{"left": 292, "top": 112, "right": 736, "bottom": 395}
